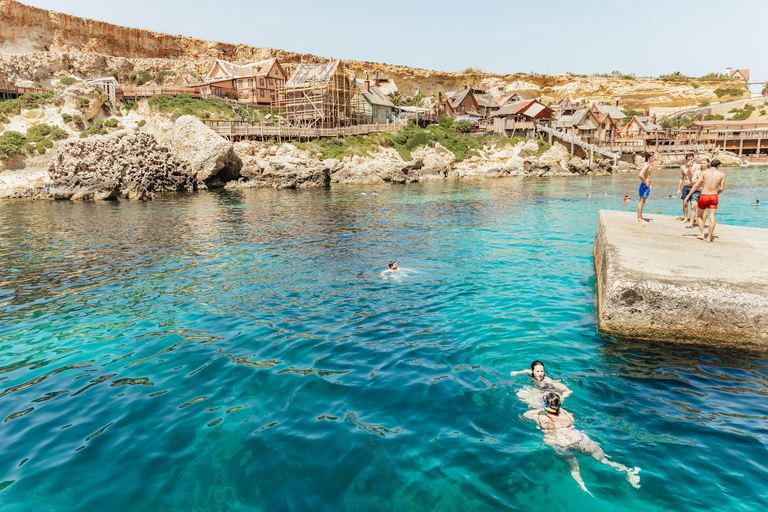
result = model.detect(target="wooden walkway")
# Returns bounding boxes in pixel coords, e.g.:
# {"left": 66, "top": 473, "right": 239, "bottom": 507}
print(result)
{"left": 537, "top": 124, "right": 620, "bottom": 163}
{"left": 201, "top": 120, "right": 399, "bottom": 140}
{"left": 0, "top": 83, "right": 51, "bottom": 100}
{"left": 120, "top": 87, "right": 203, "bottom": 99}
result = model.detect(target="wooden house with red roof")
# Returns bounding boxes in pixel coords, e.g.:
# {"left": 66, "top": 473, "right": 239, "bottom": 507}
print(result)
{"left": 447, "top": 87, "right": 480, "bottom": 116}
{"left": 489, "top": 99, "right": 552, "bottom": 136}
{"left": 187, "top": 58, "right": 287, "bottom": 106}
{"left": 727, "top": 67, "right": 749, "bottom": 81}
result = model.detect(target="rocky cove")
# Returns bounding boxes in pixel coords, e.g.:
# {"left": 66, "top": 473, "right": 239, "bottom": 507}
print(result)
{"left": 1, "top": 111, "right": 646, "bottom": 201}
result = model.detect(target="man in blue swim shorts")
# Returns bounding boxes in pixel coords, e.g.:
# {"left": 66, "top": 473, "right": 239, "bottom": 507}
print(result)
{"left": 637, "top": 152, "right": 659, "bottom": 224}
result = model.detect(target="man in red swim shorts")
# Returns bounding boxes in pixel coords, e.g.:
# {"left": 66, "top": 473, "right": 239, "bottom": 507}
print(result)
{"left": 685, "top": 159, "right": 725, "bottom": 243}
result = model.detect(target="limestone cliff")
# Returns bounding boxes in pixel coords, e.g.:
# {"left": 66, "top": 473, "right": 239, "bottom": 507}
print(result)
{"left": 0, "top": 0, "right": 748, "bottom": 108}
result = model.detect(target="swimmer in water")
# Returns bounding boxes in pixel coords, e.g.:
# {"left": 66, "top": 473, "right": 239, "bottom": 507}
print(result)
{"left": 524, "top": 392, "right": 641, "bottom": 495}
{"left": 511, "top": 360, "right": 572, "bottom": 405}
{"left": 755, "top": 199, "right": 760, "bottom": 205}
{"left": 380, "top": 260, "right": 416, "bottom": 278}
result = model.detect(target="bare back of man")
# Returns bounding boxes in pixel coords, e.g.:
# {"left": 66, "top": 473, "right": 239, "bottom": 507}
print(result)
{"left": 685, "top": 159, "right": 725, "bottom": 242}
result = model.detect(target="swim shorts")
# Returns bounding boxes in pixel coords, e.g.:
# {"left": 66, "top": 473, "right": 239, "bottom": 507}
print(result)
{"left": 698, "top": 194, "right": 719, "bottom": 210}
{"left": 690, "top": 190, "right": 701, "bottom": 202}
{"left": 681, "top": 185, "right": 692, "bottom": 200}
{"left": 639, "top": 182, "right": 651, "bottom": 198}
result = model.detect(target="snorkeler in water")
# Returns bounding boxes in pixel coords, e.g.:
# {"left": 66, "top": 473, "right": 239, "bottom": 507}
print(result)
{"left": 510, "top": 360, "right": 572, "bottom": 401}
{"left": 524, "top": 392, "right": 641, "bottom": 496}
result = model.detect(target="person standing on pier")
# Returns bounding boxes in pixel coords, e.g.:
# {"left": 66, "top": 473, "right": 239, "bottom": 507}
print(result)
{"left": 677, "top": 153, "right": 699, "bottom": 222}
{"left": 685, "top": 158, "right": 725, "bottom": 243}
{"left": 684, "top": 157, "right": 707, "bottom": 229}
{"left": 637, "top": 152, "right": 660, "bottom": 224}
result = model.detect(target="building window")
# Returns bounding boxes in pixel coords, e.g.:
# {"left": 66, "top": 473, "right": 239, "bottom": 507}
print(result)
{"left": 248, "top": 79, "right": 253, "bottom": 87}
{"left": 470, "top": 106, "right": 474, "bottom": 112}
{"left": 260, "top": 78, "right": 264, "bottom": 86}
{"left": 461, "top": 105, "right": 465, "bottom": 112}
{"left": 269, "top": 78, "right": 273, "bottom": 86}
{"left": 260, "top": 89, "right": 265, "bottom": 98}
{"left": 275, "top": 69, "right": 278, "bottom": 75}
{"left": 238, "top": 80, "right": 243, "bottom": 87}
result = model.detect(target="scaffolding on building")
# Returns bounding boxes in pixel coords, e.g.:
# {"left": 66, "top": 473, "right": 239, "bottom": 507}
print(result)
{"left": 275, "top": 59, "right": 366, "bottom": 128}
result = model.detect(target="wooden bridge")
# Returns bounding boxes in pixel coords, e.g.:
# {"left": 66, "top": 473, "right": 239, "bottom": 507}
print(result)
{"left": 201, "top": 120, "right": 399, "bottom": 141}
{"left": 119, "top": 87, "right": 204, "bottom": 99}
{"left": 537, "top": 124, "right": 621, "bottom": 164}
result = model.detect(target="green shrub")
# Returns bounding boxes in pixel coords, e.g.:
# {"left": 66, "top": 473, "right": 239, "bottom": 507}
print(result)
{"left": 73, "top": 115, "right": 84, "bottom": 130}
{"left": 36, "top": 138, "right": 54, "bottom": 154}
{"left": 730, "top": 104, "right": 755, "bottom": 121}
{"left": 80, "top": 119, "right": 107, "bottom": 138}
{"left": 77, "top": 97, "right": 90, "bottom": 110}
{"left": 714, "top": 87, "right": 745, "bottom": 98}
{"left": 104, "top": 118, "right": 118, "bottom": 128}
{"left": 761, "top": 110, "right": 766, "bottom": 116}
{"left": 123, "top": 99, "right": 137, "bottom": 111}
{"left": 704, "top": 114, "right": 724, "bottom": 121}
{"left": 147, "top": 94, "right": 235, "bottom": 119}
{"left": 622, "top": 75, "right": 635, "bottom": 80}
{"left": 454, "top": 120, "right": 472, "bottom": 133}
{"left": 137, "top": 119, "right": 147, "bottom": 128}
{"left": 0, "top": 113, "right": 8, "bottom": 124}
{"left": 0, "top": 92, "right": 54, "bottom": 116}
{"left": 0, "top": 131, "right": 31, "bottom": 159}
{"left": 61, "top": 113, "right": 73, "bottom": 123}
{"left": 461, "top": 67, "right": 483, "bottom": 74}
{"left": 438, "top": 116, "right": 453, "bottom": 129}
{"left": 132, "top": 70, "right": 154, "bottom": 86}
{"left": 115, "top": 110, "right": 123, "bottom": 117}
{"left": 60, "top": 77, "right": 77, "bottom": 86}
{"left": 32, "top": 81, "right": 43, "bottom": 89}
{"left": 699, "top": 101, "right": 710, "bottom": 107}
{"left": 622, "top": 108, "right": 644, "bottom": 118}
{"left": 154, "top": 70, "right": 176, "bottom": 84}
{"left": 48, "top": 126, "right": 69, "bottom": 140}
{"left": 698, "top": 72, "right": 735, "bottom": 81}
{"left": 692, "top": 83, "right": 700, "bottom": 89}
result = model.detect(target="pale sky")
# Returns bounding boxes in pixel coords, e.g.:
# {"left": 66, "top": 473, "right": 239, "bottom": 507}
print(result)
{"left": 19, "top": 0, "right": 768, "bottom": 88}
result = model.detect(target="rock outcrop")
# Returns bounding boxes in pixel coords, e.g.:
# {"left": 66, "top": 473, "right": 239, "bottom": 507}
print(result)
{"left": 150, "top": 115, "right": 242, "bottom": 187}
{"left": 28, "top": 131, "right": 196, "bottom": 200}
{"left": 230, "top": 142, "right": 330, "bottom": 189}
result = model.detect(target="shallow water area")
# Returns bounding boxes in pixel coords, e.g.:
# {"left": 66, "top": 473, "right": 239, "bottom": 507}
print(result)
{"left": 1, "top": 168, "right": 768, "bottom": 511}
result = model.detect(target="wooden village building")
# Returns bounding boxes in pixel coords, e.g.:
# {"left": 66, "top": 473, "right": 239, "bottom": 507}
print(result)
{"left": 620, "top": 115, "right": 664, "bottom": 141}
{"left": 686, "top": 119, "right": 768, "bottom": 155}
{"left": 490, "top": 99, "right": 553, "bottom": 137}
{"left": 552, "top": 108, "right": 604, "bottom": 144}
{"left": 186, "top": 58, "right": 287, "bottom": 106}
{"left": 359, "top": 80, "right": 395, "bottom": 124}
{"left": 276, "top": 59, "right": 364, "bottom": 128}
{"left": 448, "top": 88, "right": 480, "bottom": 116}
{"left": 473, "top": 89, "right": 501, "bottom": 118}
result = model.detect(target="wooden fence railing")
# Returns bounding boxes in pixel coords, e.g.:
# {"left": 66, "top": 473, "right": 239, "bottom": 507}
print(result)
{"left": 201, "top": 121, "right": 399, "bottom": 139}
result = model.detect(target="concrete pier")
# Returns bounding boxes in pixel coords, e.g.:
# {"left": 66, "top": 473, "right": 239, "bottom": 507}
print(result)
{"left": 594, "top": 210, "right": 768, "bottom": 346}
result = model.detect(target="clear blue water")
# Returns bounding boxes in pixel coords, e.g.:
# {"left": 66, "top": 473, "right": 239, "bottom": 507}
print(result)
{"left": 1, "top": 168, "right": 768, "bottom": 512}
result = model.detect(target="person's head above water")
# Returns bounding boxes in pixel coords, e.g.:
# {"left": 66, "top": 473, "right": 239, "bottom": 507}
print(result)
{"left": 710, "top": 158, "right": 721, "bottom": 168}
{"left": 388, "top": 261, "right": 397, "bottom": 269}
{"left": 531, "top": 360, "right": 545, "bottom": 381}
{"left": 543, "top": 392, "right": 561, "bottom": 414}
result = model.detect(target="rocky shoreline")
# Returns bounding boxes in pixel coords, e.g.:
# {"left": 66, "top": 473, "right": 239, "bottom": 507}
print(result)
{"left": 1, "top": 114, "right": 752, "bottom": 201}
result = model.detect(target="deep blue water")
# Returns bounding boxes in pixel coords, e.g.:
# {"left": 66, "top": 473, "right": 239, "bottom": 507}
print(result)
{"left": 1, "top": 168, "right": 767, "bottom": 512}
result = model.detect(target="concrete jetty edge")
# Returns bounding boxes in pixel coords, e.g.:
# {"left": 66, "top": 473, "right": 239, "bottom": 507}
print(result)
{"left": 593, "top": 210, "right": 768, "bottom": 346}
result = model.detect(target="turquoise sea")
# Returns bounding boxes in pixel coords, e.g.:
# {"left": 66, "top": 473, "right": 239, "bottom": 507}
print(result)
{"left": 1, "top": 167, "right": 767, "bottom": 511}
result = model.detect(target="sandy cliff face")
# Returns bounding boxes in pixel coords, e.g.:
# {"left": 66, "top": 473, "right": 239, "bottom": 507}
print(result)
{"left": 0, "top": 0, "right": 747, "bottom": 108}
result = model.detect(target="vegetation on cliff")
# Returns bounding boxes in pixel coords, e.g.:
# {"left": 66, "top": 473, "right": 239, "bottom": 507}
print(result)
{"left": 0, "top": 123, "right": 69, "bottom": 158}
{"left": 291, "top": 122, "right": 548, "bottom": 162}
{"left": 147, "top": 94, "right": 236, "bottom": 120}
